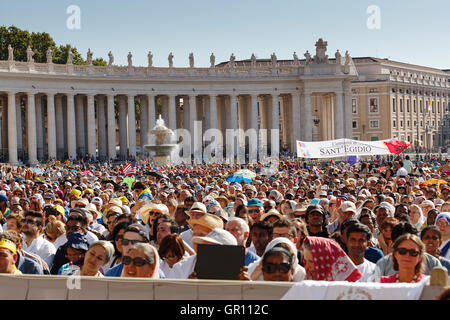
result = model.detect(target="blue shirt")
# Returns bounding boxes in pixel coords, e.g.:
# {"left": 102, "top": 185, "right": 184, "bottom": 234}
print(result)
{"left": 364, "top": 247, "right": 384, "bottom": 264}
{"left": 245, "top": 250, "right": 259, "bottom": 267}
{"left": 105, "top": 262, "right": 165, "bottom": 278}
{"left": 17, "top": 254, "right": 44, "bottom": 275}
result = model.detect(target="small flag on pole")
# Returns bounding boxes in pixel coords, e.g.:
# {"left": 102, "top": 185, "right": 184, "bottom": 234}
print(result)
{"left": 122, "top": 161, "right": 137, "bottom": 176}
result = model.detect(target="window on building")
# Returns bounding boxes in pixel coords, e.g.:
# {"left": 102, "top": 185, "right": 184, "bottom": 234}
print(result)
{"left": 371, "top": 136, "right": 379, "bottom": 141}
{"left": 400, "top": 120, "right": 404, "bottom": 128}
{"left": 352, "top": 99, "right": 357, "bottom": 114}
{"left": 392, "top": 98, "right": 396, "bottom": 112}
{"left": 407, "top": 100, "right": 410, "bottom": 112}
{"left": 369, "top": 98, "right": 379, "bottom": 113}
{"left": 432, "top": 121, "right": 435, "bottom": 127}
{"left": 420, "top": 121, "right": 423, "bottom": 128}
{"left": 420, "top": 100, "right": 423, "bottom": 113}
{"left": 408, "top": 135, "right": 411, "bottom": 141}
{"left": 370, "top": 120, "right": 379, "bottom": 128}
{"left": 438, "top": 101, "right": 441, "bottom": 113}
{"left": 407, "top": 120, "right": 410, "bottom": 128}
{"left": 413, "top": 100, "right": 417, "bottom": 112}
{"left": 400, "top": 99, "right": 403, "bottom": 112}
{"left": 414, "top": 120, "right": 417, "bottom": 127}
{"left": 353, "top": 136, "right": 359, "bottom": 140}
{"left": 393, "top": 120, "right": 397, "bottom": 128}
{"left": 352, "top": 120, "right": 358, "bottom": 129}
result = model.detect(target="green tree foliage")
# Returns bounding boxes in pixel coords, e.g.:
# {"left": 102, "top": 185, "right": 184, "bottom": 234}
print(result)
{"left": 53, "top": 44, "right": 84, "bottom": 65}
{"left": 0, "top": 25, "right": 32, "bottom": 61}
{"left": 92, "top": 57, "right": 107, "bottom": 66}
{"left": 30, "top": 31, "right": 56, "bottom": 63}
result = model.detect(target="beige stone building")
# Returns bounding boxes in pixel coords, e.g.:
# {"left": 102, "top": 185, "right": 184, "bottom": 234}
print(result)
{"left": 0, "top": 39, "right": 448, "bottom": 164}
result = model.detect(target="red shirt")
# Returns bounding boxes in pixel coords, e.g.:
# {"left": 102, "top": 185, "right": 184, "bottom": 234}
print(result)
{"left": 379, "top": 273, "right": 424, "bottom": 283}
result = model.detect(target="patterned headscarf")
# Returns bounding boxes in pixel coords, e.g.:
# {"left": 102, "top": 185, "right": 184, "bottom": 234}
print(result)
{"left": 304, "top": 236, "right": 362, "bottom": 282}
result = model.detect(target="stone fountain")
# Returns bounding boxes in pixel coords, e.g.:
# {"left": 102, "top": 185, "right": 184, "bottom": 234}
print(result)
{"left": 144, "top": 115, "right": 178, "bottom": 166}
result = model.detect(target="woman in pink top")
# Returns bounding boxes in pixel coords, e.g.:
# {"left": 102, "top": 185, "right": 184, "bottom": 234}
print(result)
{"left": 379, "top": 233, "right": 426, "bottom": 283}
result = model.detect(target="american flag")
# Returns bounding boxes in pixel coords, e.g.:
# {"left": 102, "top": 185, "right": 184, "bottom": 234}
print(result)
{"left": 122, "top": 161, "right": 137, "bottom": 176}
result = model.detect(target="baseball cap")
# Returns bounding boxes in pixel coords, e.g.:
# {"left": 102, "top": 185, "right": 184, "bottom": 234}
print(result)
{"left": 339, "top": 201, "right": 356, "bottom": 213}
{"left": 192, "top": 228, "right": 237, "bottom": 246}
{"left": 248, "top": 198, "right": 263, "bottom": 207}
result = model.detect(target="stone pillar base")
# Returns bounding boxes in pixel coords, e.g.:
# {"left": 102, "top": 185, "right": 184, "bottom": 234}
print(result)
{"left": 152, "top": 155, "right": 171, "bottom": 167}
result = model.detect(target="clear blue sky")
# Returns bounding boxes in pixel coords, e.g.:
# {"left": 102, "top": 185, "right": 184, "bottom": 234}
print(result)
{"left": 1, "top": 0, "right": 449, "bottom": 69}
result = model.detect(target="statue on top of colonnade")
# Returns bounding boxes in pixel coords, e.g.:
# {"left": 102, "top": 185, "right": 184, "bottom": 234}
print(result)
{"left": 189, "top": 52, "right": 194, "bottom": 68}
{"left": 108, "top": 51, "right": 114, "bottom": 66}
{"left": 86, "top": 48, "right": 93, "bottom": 65}
{"left": 127, "top": 52, "right": 133, "bottom": 67}
{"left": 67, "top": 49, "right": 73, "bottom": 65}
{"left": 304, "top": 50, "right": 312, "bottom": 65}
{"left": 8, "top": 44, "right": 13, "bottom": 61}
{"left": 148, "top": 51, "right": 153, "bottom": 67}
{"left": 210, "top": 53, "right": 215, "bottom": 68}
{"left": 168, "top": 52, "right": 174, "bottom": 68}
{"left": 293, "top": 52, "right": 299, "bottom": 65}
{"left": 46, "top": 47, "right": 53, "bottom": 63}
{"left": 26, "top": 46, "right": 34, "bottom": 63}
{"left": 271, "top": 52, "right": 277, "bottom": 68}
{"left": 313, "top": 38, "right": 329, "bottom": 64}
{"left": 229, "top": 53, "right": 236, "bottom": 68}
{"left": 251, "top": 53, "right": 256, "bottom": 68}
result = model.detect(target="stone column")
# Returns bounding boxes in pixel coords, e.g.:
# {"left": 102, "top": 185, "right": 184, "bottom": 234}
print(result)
{"left": 1, "top": 97, "right": 7, "bottom": 152}
{"left": 127, "top": 95, "right": 136, "bottom": 158}
{"left": 271, "top": 93, "right": 280, "bottom": 154}
{"left": 148, "top": 94, "right": 156, "bottom": 131}
{"left": 97, "top": 96, "right": 107, "bottom": 160}
{"left": 334, "top": 92, "right": 344, "bottom": 139}
{"left": 26, "top": 92, "right": 37, "bottom": 164}
{"left": 279, "top": 96, "right": 286, "bottom": 147}
{"left": 209, "top": 94, "right": 219, "bottom": 159}
{"left": 55, "top": 95, "right": 64, "bottom": 158}
{"left": 168, "top": 94, "right": 176, "bottom": 130}
{"left": 46, "top": 93, "right": 57, "bottom": 160}
{"left": 250, "top": 94, "right": 259, "bottom": 162}
{"left": 230, "top": 94, "right": 238, "bottom": 157}
{"left": 106, "top": 94, "right": 116, "bottom": 160}
{"left": 396, "top": 92, "right": 401, "bottom": 140}
{"left": 87, "top": 94, "right": 96, "bottom": 158}
{"left": 303, "top": 92, "right": 313, "bottom": 141}
{"left": 343, "top": 81, "right": 353, "bottom": 139}
{"left": 15, "top": 94, "right": 22, "bottom": 153}
{"left": 189, "top": 94, "right": 197, "bottom": 157}
{"left": 35, "top": 96, "right": 44, "bottom": 160}
{"left": 66, "top": 93, "right": 77, "bottom": 160}
{"left": 75, "top": 95, "right": 85, "bottom": 156}
{"left": 8, "top": 92, "right": 18, "bottom": 164}
{"left": 140, "top": 96, "right": 148, "bottom": 151}
{"left": 118, "top": 96, "right": 127, "bottom": 159}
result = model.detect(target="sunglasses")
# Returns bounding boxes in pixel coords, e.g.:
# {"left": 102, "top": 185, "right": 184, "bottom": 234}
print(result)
{"left": 122, "top": 239, "right": 144, "bottom": 246}
{"left": 396, "top": 247, "right": 420, "bottom": 257}
{"left": 248, "top": 209, "right": 260, "bottom": 214}
{"left": 149, "top": 211, "right": 160, "bottom": 216}
{"left": 294, "top": 214, "right": 306, "bottom": 219}
{"left": 122, "top": 256, "right": 151, "bottom": 267}
{"left": 262, "top": 262, "right": 291, "bottom": 274}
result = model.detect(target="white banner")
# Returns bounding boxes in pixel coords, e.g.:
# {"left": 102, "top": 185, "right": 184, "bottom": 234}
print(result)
{"left": 281, "top": 279, "right": 427, "bottom": 300}
{"left": 297, "top": 138, "right": 397, "bottom": 158}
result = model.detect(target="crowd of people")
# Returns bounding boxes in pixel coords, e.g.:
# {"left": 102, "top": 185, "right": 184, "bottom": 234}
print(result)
{"left": 0, "top": 155, "right": 449, "bottom": 293}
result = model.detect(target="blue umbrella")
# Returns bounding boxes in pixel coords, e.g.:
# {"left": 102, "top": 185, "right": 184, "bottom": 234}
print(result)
{"left": 226, "top": 173, "right": 252, "bottom": 183}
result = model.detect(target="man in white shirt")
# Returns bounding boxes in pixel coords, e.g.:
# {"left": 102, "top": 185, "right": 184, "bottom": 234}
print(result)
{"left": 22, "top": 211, "right": 56, "bottom": 268}
{"left": 344, "top": 222, "right": 375, "bottom": 282}
{"left": 180, "top": 202, "right": 208, "bottom": 248}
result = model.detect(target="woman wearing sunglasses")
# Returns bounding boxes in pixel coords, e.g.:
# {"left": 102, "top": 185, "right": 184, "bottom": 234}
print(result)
{"left": 121, "top": 242, "right": 160, "bottom": 278}
{"left": 379, "top": 234, "right": 426, "bottom": 283}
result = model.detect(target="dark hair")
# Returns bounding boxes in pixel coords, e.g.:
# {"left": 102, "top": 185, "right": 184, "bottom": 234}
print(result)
{"left": 273, "top": 218, "right": 297, "bottom": 238}
{"left": 346, "top": 223, "right": 372, "bottom": 240}
{"left": 153, "top": 214, "right": 178, "bottom": 238}
{"left": 132, "top": 182, "right": 146, "bottom": 191}
{"left": 340, "top": 218, "right": 359, "bottom": 235}
{"left": 158, "top": 233, "right": 185, "bottom": 260}
{"left": 391, "top": 222, "right": 418, "bottom": 243}
{"left": 250, "top": 220, "right": 273, "bottom": 237}
{"left": 420, "top": 225, "right": 441, "bottom": 240}
{"left": 24, "top": 210, "right": 44, "bottom": 227}
{"left": 183, "top": 196, "right": 196, "bottom": 204}
{"left": 111, "top": 221, "right": 131, "bottom": 256}
{"left": 395, "top": 213, "right": 411, "bottom": 224}
{"left": 67, "top": 214, "right": 88, "bottom": 229}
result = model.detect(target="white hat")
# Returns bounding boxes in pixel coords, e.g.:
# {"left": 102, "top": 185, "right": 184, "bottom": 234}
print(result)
{"left": 339, "top": 201, "right": 356, "bottom": 213}
{"left": 192, "top": 228, "right": 237, "bottom": 246}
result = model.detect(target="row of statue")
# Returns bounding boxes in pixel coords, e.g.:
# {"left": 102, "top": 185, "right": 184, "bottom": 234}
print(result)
{"left": 6, "top": 43, "right": 350, "bottom": 68}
